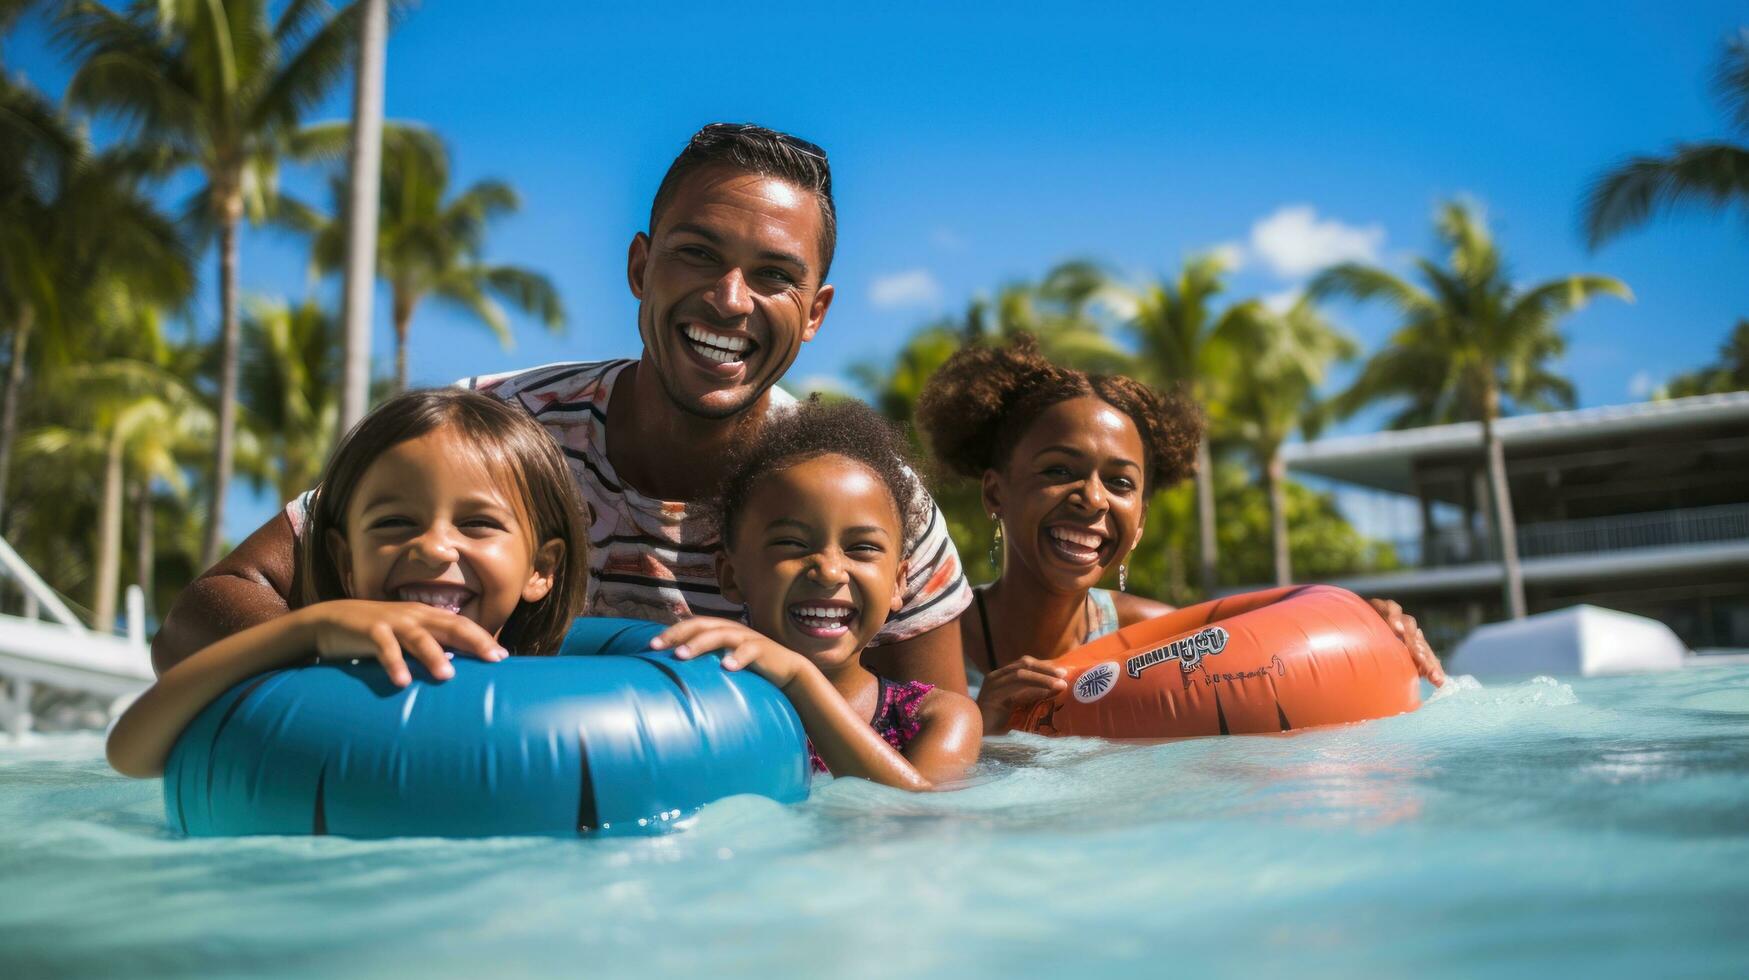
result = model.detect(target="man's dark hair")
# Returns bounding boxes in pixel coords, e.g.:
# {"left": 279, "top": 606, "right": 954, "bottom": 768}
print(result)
{"left": 649, "top": 122, "right": 837, "bottom": 281}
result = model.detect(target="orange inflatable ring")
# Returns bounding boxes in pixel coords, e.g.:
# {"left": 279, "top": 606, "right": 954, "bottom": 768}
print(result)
{"left": 1009, "top": 585, "right": 1421, "bottom": 738}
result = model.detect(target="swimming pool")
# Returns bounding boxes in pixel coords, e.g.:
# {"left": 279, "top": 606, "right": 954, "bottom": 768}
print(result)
{"left": 2, "top": 667, "right": 1746, "bottom": 977}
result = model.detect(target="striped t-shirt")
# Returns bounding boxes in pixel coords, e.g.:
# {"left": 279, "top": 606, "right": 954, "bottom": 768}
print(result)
{"left": 292, "top": 359, "right": 971, "bottom": 645}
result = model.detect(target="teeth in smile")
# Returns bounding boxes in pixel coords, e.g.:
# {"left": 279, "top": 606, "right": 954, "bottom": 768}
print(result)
{"left": 685, "top": 324, "right": 751, "bottom": 363}
{"left": 1049, "top": 527, "right": 1105, "bottom": 550}
{"left": 397, "top": 586, "right": 472, "bottom": 614}
{"left": 792, "top": 605, "right": 855, "bottom": 626}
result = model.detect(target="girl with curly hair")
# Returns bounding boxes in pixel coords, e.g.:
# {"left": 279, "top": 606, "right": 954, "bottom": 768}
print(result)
{"left": 916, "top": 335, "right": 1442, "bottom": 735}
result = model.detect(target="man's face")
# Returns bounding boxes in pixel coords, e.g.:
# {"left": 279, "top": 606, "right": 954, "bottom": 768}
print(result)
{"left": 628, "top": 168, "right": 835, "bottom": 419}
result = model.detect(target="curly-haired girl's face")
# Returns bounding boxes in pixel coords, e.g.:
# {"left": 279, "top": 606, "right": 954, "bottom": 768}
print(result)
{"left": 718, "top": 454, "right": 907, "bottom": 668}
{"left": 984, "top": 396, "right": 1147, "bottom": 595}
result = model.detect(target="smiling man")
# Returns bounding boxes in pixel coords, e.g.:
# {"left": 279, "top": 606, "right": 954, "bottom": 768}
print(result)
{"left": 153, "top": 124, "right": 976, "bottom": 691}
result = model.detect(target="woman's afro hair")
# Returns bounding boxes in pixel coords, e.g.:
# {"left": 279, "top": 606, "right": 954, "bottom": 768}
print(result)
{"left": 914, "top": 333, "right": 1203, "bottom": 490}
{"left": 717, "top": 396, "right": 925, "bottom": 545}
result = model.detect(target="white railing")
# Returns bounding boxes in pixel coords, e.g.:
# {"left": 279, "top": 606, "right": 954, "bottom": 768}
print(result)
{"left": 1517, "top": 502, "right": 1749, "bottom": 559}
{"left": 1360, "top": 503, "right": 1749, "bottom": 574}
{"left": 0, "top": 536, "right": 153, "bottom": 737}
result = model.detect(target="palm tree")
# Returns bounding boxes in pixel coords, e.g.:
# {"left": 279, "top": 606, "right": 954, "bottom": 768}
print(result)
{"left": 60, "top": 0, "right": 370, "bottom": 565}
{"left": 21, "top": 288, "right": 211, "bottom": 631}
{"left": 0, "top": 75, "right": 192, "bottom": 529}
{"left": 1663, "top": 319, "right": 1749, "bottom": 397}
{"left": 955, "top": 260, "right": 1134, "bottom": 375}
{"left": 850, "top": 261, "right": 1128, "bottom": 577}
{"left": 1582, "top": 28, "right": 1749, "bottom": 250}
{"left": 339, "top": 0, "right": 389, "bottom": 429}
{"left": 1309, "top": 201, "right": 1631, "bottom": 619}
{"left": 239, "top": 297, "right": 342, "bottom": 503}
{"left": 1222, "top": 299, "right": 1357, "bottom": 585}
{"left": 1109, "top": 253, "right": 1250, "bottom": 597}
{"left": 289, "top": 126, "right": 565, "bottom": 391}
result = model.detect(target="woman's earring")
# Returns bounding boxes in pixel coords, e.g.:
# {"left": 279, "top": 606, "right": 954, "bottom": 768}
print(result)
{"left": 1118, "top": 563, "right": 1128, "bottom": 593}
{"left": 988, "top": 516, "right": 1003, "bottom": 567}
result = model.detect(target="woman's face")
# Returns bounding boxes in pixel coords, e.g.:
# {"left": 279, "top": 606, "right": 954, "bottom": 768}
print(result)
{"left": 329, "top": 426, "right": 562, "bottom": 639}
{"left": 985, "top": 396, "right": 1147, "bottom": 595}
{"left": 720, "top": 454, "right": 907, "bottom": 670}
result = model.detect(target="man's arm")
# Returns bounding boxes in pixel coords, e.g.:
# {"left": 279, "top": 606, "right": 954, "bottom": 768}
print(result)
{"left": 150, "top": 512, "right": 299, "bottom": 676}
{"left": 861, "top": 621, "right": 969, "bottom": 695}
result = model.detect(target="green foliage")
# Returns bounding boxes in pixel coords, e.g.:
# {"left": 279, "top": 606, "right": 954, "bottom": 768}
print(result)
{"left": 1117, "top": 464, "right": 1398, "bottom": 606}
{"left": 1311, "top": 201, "right": 1630, "bottom": 428}
{"left": 288, "top": 124, "right": 565, "bottom": 389}
{"left": 858, "top": 262, "right": 1399, "bottom": 606}
{"left": 1661, "top": 319, "right": 1749, "bottom": 397}
{"left": 238, "top": 297, "right": 341, "bottom": 503}
{"left": 1582, "top": 28, "right": 1749, "bottom": 249}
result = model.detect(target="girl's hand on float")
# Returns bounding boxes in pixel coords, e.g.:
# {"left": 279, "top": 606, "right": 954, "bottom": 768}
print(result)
{"left": 304, "top": 600, "right": 508, "bottom": 688}
{"left": 654, "top": 617, "right": 811, "bottom": 687}
{"left": 1367, "top": 597, "right": 1445, "bottom": 687}
{"left": 975, "top": 656, "right": 1070, "bottom": 735}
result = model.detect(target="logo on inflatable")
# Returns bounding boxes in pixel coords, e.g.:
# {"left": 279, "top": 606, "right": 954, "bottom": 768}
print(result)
{"left": 1125, "top": 626, "right": 1229, "bottom": 678}
{"left": 1072, "top": 661, "right": 1121, "bottom": 703}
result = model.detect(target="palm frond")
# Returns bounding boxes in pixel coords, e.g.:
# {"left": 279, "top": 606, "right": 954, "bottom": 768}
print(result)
{"left": 1581, "top": 143, "right": 1749, "bottom": 249}
{"left": 481, "top": 265, "right": 565, "bottom": 330}
{"left": 1503, "top": 275, "right": 1633, "bottom": 332}
{"left": 250, "top": 0, "right": 363, "bottom": 133}
{"left": 1305, "top": 263, "right": 1435, "bottom": 319}
{"left": 1716, "top": 27, "right": 1749, "bottom": 135}
{"left": 431, "top": 272, "right": 510, "bottom": 347}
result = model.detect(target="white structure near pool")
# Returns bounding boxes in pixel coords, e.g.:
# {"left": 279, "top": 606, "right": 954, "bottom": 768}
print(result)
{"left": 0, "top": 535, "right": 152, "bottom": 736}
{"left": 1273, "top": 391, "right": 1749, "bottom": 666}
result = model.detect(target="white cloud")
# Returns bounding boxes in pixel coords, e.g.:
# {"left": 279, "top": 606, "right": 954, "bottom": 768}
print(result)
{"left": 1627, "top": 370, "right": 1659, "bottom": 399}
{"left": 1249, "top": 205, "right": 1386, "bottom": 279}
{"left": 868, "top": 269, "right": 942, "bottom": 309}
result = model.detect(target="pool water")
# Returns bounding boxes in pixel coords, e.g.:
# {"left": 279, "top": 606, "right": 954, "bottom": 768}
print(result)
{"left": 3, "top": 667, "right": 1747, "bottom": 978}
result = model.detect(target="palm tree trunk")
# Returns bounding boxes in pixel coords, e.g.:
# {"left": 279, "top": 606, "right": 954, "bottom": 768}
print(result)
{"left": 94, "top": 430, "right": 124, "bottom": 632}
{"left": 202, "top": 198, "right": 242, "bottom": 567}
{"left": 340, "top": 0, "right": 388, "bottom": 430}
{"left": 393, "top": 292, "right": 412, "bottom": 393}
{"left": 1195, "top": 435, "right": 1217, "bottom": 595}
{"left": 0, "top": 306, "right": 33, "bottom": 529}
{"left": 1482, "top": 387, "right": 1526, "bottom": 619}
{"left": 1268, "top": 449, "right": 1290, "bottom": 587}
{"left": 135, "top": 478, "right": 154, "bottom": 616}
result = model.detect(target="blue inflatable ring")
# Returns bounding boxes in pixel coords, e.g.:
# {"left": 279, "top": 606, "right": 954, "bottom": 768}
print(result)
{"left": 163, "top": 617, "right": 811, "bottom": 837}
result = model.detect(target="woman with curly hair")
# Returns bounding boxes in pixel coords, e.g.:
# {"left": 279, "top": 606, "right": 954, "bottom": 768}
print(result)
{"left": 915, "top": 335, "right": 1443, "bottom": 735}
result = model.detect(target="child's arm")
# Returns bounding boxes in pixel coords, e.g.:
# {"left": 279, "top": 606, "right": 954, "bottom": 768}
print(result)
{"left": 108, "top": 600, "right": 506, "bottom": 779}
{"left": 655, "top": 618, "right": 976, "bottom": 791}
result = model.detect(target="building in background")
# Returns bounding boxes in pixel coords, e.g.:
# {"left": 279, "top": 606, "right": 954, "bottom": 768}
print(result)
{"left": 1280, "top": 392, "right": 1749, "bottom": 654}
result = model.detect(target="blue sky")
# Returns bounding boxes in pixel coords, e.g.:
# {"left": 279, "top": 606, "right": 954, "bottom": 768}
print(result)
{"left": 6, "top": 1, "right": 1747, "bottom": 543}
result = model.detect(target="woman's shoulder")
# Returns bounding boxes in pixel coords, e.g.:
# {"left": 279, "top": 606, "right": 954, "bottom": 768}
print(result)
{"left": 1112, "top": 590, "right": 1175, "bottom": 626}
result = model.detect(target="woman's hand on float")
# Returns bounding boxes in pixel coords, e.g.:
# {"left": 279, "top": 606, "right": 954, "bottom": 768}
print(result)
{"left": 654, "top": 617, "right": 811, "bottom": 688}
{"left": 975, "top": 656, "right": 1069, "bottom": 735}
{"left": 304, "top": 600, "right": 508, "bottom": 688}
{"left": 1367, "top": 598, "right": 1445, "bottom": 687}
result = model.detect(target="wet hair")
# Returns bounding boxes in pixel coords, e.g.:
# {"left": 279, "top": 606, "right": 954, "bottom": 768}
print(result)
{"left": 649, "top": 122, "right": 837, "bottom": 280}
{"left": 298, "top": 388, "right": 590, "bottom": 655}
{"left": 915, "top": 334, "right": 1202, "bottom": 491}
{"left": 716, "top": 397, "right": 923, "bottom": 547}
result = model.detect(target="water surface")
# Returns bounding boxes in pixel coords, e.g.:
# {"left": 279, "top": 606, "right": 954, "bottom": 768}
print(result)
{"left": 3, "top": 668, "right": 1747, "bottom": 977}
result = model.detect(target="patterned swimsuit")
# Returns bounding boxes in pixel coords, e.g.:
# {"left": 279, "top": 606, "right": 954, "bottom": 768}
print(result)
{"left": 807, "top": 676, "right": 934, "bottom": 774}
